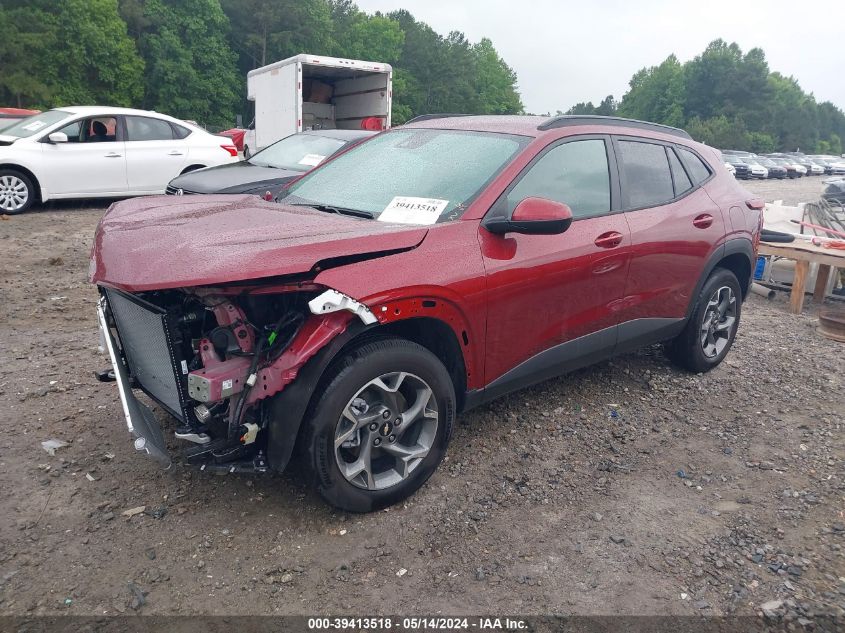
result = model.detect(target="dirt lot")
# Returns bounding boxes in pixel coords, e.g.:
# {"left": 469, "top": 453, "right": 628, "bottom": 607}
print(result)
{"left": 0, "top": 178, "right": 843, "bottom": 621}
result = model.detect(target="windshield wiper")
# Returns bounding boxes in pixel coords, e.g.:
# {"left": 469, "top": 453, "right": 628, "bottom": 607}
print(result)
{"left": 289, "top": 202, "right": 374, "bottom": 219}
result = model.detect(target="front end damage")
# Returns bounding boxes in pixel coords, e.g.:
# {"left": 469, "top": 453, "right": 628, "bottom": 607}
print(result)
{"left": 97, "top": 284, "right": 374, "bottom": 472}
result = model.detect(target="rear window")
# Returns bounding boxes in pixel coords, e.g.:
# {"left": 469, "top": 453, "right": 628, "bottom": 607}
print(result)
{"left": 618, "top": 140, "right": 674, "bottom": 209}
{"left": 667, "top": 148, "right": 692, "bottom": 196}
{"left": 678, "top": 147, "right": 711, "bottom": 184}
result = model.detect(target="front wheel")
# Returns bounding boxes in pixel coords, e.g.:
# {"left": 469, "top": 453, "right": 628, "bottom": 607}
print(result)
{"left": 0, "top": 170, "right": 35, "bottom": 215}
{"left": 300, "top": 338, "right": 456, "bottom": 512}
{"left": 666, "top": 268, "right": 742, "bottom": 373}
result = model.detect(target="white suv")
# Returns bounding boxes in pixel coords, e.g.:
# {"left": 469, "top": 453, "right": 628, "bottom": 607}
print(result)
{"left": 0, "top": 106, "right": 239, "bottom": 214}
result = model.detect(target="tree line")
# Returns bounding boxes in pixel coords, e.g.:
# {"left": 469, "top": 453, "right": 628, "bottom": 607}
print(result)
{"left": 0, "top": 0, "right": 523, "bottom": 129}
{"left": 565, "top": 40, "right": 845, "bottom": 155}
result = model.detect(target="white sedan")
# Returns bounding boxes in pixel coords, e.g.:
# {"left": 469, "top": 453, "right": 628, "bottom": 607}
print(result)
{"left": 0, "top": 106, "right": 239, "bottom": 214}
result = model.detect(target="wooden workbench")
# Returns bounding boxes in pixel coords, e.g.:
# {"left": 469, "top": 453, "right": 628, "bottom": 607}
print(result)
{"left": 758, "top": 241, "right": 844, "bottom": 314}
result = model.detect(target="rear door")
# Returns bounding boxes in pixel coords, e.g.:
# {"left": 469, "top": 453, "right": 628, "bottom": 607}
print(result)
{"left": 39, "top": 115, "right": 127, "bottom": 196}
{"left": 480, "top": 135, "right": 631, "bottom": 394}
{"left": 616, "top": 137, "right": 725, "bottom": 327}
{"left": 123, "top": 115, "right": 191, "bottom": 193}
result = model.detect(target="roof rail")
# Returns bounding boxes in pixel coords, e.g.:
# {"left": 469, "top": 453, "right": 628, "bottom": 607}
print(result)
{"left": 404, "top": 113, "right": 472, "bottom": 124}
{"left": 538, "top": 115, "right": 692, "bottom": 140}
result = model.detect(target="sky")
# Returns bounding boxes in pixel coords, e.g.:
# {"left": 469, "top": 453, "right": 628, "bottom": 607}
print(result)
{"left": 354, "top": 0, "right": 845, "bottom": 114}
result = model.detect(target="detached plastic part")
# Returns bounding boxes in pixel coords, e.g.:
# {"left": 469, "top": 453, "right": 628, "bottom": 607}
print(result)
{"left": 308, "top": 289, "right": 377, "bottom": 325}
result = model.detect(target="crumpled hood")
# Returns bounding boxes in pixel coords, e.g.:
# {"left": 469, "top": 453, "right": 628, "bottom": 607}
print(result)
{"left": 90, "top": 194, "right": 428, "bottom": 292}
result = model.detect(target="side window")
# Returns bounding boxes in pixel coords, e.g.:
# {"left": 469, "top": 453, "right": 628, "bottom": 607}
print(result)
{"left": 618, "top": 140, "right": 674, "bottom": 209}
{"left": 126, "top": 116, "right": 175, "bottom": 141}
{"left": 667, "top": 148, "right": 692, "bottom": 195}
{"left": 171, "top": 123, "right": 191, "bottom": 139}
{"left": 505, "top": 139, "right": 610, "bottom": 218}
{"left": 678, "top": 147, "right": 711, "bottom": 184}
{"left": 54, "top": 117, "right": 117, "bottom": 143}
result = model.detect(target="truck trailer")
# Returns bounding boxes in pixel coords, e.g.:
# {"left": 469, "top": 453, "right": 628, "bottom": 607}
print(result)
{"left": 244, "top": 54, "right": 392, "bottom": 157}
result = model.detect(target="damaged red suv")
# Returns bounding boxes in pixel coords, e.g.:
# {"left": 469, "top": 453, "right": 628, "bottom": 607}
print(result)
{"left": 91, "top": 115, "right": 763, "bottom": 511}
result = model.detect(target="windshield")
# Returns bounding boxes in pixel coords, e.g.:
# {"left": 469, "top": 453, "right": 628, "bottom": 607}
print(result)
{"left": 249, "top": 133, "right": 348, "bottom": 171}
{"left": 0, "top": 110, "right": 72, "bottom": 139}
{"left": 281, "top": 128, "right": 528, "bottom": 224}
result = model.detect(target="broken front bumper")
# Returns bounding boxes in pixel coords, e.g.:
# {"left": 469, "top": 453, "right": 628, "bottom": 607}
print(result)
{"left": 97, "top": 299, "right": 171, "bottom": 466}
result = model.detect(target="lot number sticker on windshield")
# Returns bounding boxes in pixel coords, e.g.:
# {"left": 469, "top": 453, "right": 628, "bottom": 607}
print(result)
{"left": 21, "top": 121, "right": 46, "bottom": 131}
{"left": 379, "top": 196, "right": 448, "bottom": 225}
{"left": 298, "top": 153, "right": 326, "bottom": 167}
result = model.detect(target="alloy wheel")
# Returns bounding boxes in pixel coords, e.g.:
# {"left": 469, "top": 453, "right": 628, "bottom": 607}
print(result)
{"left": 0, "top": 175, "right": 28, "bottom": 212}
{"left": 334, "top": 371, "right": 439, "bottom": 490}
{"left": 700, "top": 286, "right": 736, "bottom": 359}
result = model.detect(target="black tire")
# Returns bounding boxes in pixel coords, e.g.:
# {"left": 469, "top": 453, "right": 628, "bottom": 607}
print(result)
{"left": 243, "top": 146, "right": 250, "bottom": 159}
{"left": 0, "top": 169, "right": 36, "bottom": 215}
{"left": 666, "top": 268, "right": 742, "bottom": 373}
{"left": 300, "top": 338, "right": 456, "bottom": 512}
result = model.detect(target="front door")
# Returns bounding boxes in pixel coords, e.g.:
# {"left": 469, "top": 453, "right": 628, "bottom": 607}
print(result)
{"left": 40, "top": 115, "right": 127, "bottom": 196}
{"left": 480, "top": 136, "right": 631, "bottom": 395}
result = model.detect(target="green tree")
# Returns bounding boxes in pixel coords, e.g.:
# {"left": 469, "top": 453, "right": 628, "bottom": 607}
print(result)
{"left": 617, "top": 54, "right": 685, "bottom": 127}
{"left": 51, "top": 0, "right": 144, "bottom": 107}
{"left": 0, "top": 0, "right": 143, "bottom": 108}
{"left": 139, "top": 0, "right": 239, "bottom": 128}
{"left": 471, "top": 38, "right": 522, "bottom": 115}
{"left": 222, "top": 0, "right": 334, "bottom": 70}
{"left": 0, "top": 1, "right": 57, "bottom": 108}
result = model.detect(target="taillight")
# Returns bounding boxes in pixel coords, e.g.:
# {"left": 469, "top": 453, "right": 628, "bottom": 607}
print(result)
{"left": 221, "top": 144, "right": 238, "bottom": 157}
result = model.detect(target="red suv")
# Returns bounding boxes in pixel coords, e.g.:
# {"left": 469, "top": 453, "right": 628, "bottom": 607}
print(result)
{"left": 91, "top": 115, "right": 763, "bottom": 511}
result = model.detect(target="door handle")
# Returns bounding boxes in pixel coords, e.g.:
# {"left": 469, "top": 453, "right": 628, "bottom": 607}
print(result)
{"left": 693, "top": 213, "right": 714, "bottom": 229}
{"left": 167, "top": 151, "right": 184, "bottom": 156}
{"left": 104, "top": 152, "right": 122, "bottom": 158}
{"left": 594, "top": 231, "right": 623, "bottom": 248}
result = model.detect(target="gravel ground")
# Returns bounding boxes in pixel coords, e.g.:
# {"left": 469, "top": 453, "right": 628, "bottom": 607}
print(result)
{"left": 741, "top": 174, "right": 832, "bottom": 206}
{"left": 0, "top": 180, "right": 843, "bottom": 623}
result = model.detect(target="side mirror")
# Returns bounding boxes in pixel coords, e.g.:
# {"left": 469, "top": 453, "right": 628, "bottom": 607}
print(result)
{"left": 47, "top": 132, "right": 68, "bottom": 144}
{"left": 483, "top": 197, "right": 574, "bottom": 235}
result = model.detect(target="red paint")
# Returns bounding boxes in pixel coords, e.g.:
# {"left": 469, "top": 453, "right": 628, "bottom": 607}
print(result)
{"left": 512, "top": 197, "right": 572, "bottom": 222}
{"left": 244, "top": 312, "right": 353, "bottom": 406}
{"left": 89, "top": 194, "right": 427, "bottom": 292}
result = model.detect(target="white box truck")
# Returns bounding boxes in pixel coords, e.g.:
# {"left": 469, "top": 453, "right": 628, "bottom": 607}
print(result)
{"left": 243, "top": 53, "right": 392, "bottom": 158}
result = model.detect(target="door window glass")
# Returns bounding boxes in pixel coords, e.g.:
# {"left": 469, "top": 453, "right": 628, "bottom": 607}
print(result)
{"left": 54, "top": 117, "right": 117, "bottom": 143}
{"left": 618, "top": 140, "right": 674, "bottom": 209}
{"left": 505, "top": 139, "right": 611, "bottom": 218}
{"left": 126, "top": 116, "right": 175, "bottom": 141}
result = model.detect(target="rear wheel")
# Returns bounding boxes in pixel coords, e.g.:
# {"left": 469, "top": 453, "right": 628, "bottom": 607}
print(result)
{"left": 243, "top": 146, "right": 251, "bottom": 159}
{"left": 667, "top": 268, "right": 742, "bottom": 373}
{"left": 300, "top": 338, "right": 455, "bottom": 512}
{"left": 0, "top": 170, "right": 35, "bottom": 215}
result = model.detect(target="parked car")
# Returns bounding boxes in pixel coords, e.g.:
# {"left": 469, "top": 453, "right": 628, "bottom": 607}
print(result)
{"left": 166, "top": 129, "right": 375, "bottom": 199}
{"left": 91, "top": 114, "right": 762, "bottom": 511}
{"left": 0, "top": 107, "right": 40, "bottom": 131}
{"left": 822, "top": 178, "right": 845, "bottom": 205}
{"left": 220, "top": 127, "right": 246, "bottom": 152}
{"left": 756, "top": 157, "right": 787, "bottom": 179}
{"left": 725, "top": 162, "right": 736, "bottom": 176}
{"left": 723, "top": 154, "right": 751, "bottom": 179}
{"left": 0, "top": 106, "right": 239, "bottom": 214}
{"left": 745, "top": 160, "right": 769, "bottom": 179}
{"left": 767, "top": 157, "right": 804, "bottom": 178}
